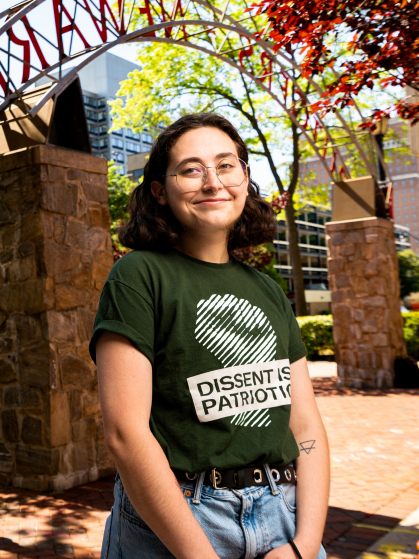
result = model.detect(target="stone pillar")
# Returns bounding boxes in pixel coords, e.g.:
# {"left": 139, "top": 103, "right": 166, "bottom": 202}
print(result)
{"left": 0, "top": 145, "right": 115, "bottom": 490}
{"left": 326, "top": 217, "right": 406, "bottom": 389}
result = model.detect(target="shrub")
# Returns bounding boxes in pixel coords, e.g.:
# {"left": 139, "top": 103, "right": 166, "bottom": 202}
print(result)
{"left": 402, "top": 312, "right": 419, "bottom": 359}
{"left": 296, "top": 315, "right": 334, "bottom": 361}
{"left": 296, "top": 313, "right": 419, "bottom": 361}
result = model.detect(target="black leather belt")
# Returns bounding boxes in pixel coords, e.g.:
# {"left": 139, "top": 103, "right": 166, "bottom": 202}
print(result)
{"left": 173, "top": 464, "right": 297, "bottom": 490}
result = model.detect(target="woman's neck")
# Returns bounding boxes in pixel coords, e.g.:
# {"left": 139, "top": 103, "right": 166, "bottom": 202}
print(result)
{"left": 175, "top": 230, "right": 230, "bottom": 264}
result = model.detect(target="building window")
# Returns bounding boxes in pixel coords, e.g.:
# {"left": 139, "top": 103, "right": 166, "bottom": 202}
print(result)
{"left": 91, "top": 138, "right": 107, "bottom": 149}
{"left": 300, "top": 234, "right": 307, "bottom": 244}
{"left": 140, "top": 145, "right": 149, "bottom": 153}
{"left": 142, "top": 133, "right": 153, "bottom": 144}
{"left": 319, "top": 236, "right": 326, "bottom": 247}
{"left": 83, "top": 95, "right": 98, "bottom": 107}
{"left": 403, "top": 197, "right": 407, "bottom": 202}
{"left": 309, "top": 234, "right": 317, "bottom": 245}
{"left": 278, "top": 230, "right": 286, "bottom": 241}
{"left": 97, "top": 111, "right": 107, "bottom": 122}
{"left": 133, "top": 169, "right": 144, "bottom": 180}
{"left": 402, "top": 189, "right": 406, "bottom": 193}
{"left": 404, "top": 215, "right": 409, "bottom": 219}
{"left": 413, "top": 213, "right": 417, "bottom": 218}
{"left": 112, "top": 137, "right": 124, "bottom": 149}
{"left": 126, "top": 141, "right": 141, "bottom": 153}
{"left": 88, "top": 124, "right": 99, "bottom": 135}
{"left": 279, "top": 253, "right": 288, "bottom": 265}
{"left": 307, "top": 212, "right": 317, "bottom": 224}
{"left": 112, "top": 151, "right": 124, "bottom": 163}
{"left": 404, "top": 206, "right": 408, "bottom": 211}
{"left": 85, "top": 109, "right": 97, "bottom": 121}
{"left": 126, "top": 129, "right": 141, "bottom": 140}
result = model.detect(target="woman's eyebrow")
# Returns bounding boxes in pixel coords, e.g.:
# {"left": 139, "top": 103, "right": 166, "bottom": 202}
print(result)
{"left": 175, "top": 152, "right": 236, "bottom": 170}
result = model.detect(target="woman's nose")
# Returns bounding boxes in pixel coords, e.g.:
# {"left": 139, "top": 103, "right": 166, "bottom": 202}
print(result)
{"left": 203, "top": 167, "right": 223, "bottom": 190}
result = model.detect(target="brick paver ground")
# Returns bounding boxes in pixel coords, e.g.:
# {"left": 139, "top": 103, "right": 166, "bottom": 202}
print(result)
{"left": 1, "top": 377, "right": 418, "bottom": 559}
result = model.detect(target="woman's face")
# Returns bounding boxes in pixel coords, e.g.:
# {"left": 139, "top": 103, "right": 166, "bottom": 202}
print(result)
{"left": 151, "top": 127, "right": 249, "bottom": 236}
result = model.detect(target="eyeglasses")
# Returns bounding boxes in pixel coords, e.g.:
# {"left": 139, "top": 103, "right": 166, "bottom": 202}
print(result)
{"left": 163, "top": 156, "right": 249, "bottom": 192}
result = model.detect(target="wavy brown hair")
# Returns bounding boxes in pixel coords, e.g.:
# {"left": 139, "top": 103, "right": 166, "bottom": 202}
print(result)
{"left": 119, "top": 113, "right": 276, "bottom": 251}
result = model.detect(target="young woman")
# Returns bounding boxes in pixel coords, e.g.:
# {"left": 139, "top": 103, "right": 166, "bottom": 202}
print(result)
{"left": 89, "top": 113, "right": 330, "bottom": 559}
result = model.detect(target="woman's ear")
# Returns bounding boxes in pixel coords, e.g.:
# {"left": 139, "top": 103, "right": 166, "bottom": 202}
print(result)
{"left": 151, "top": 181, "right": 168, "bottom": 206}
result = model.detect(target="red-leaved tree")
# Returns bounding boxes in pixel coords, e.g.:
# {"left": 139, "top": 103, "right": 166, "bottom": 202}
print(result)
{"left": 254, "top": 0, "right": 419, "bottom": 123}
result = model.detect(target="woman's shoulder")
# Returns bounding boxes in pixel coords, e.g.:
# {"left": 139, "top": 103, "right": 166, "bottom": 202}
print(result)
{"left": 108, "top": 249, "right": 171, "bottom": 285}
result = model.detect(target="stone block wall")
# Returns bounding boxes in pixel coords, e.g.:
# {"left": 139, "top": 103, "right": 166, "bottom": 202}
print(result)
{"left": 0, "top": 145, "right": 115, "bottom": 490}
{"left": 326, "top": 217, "right": 406, "bottom": 389}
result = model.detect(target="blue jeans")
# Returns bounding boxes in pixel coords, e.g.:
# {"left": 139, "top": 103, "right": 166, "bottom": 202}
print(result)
{"left": 101, "top": 470, "right": 327, "bottom": 559}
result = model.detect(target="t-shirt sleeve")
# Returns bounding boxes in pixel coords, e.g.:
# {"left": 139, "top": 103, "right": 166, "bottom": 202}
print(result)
{"left": 282, "top": 294, "right": 306, "bottom": 364}
{"left": 89, "top": 279, "right": 154, "bottom": 365}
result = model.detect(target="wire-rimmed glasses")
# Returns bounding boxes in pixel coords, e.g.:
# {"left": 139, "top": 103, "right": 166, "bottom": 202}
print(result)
{"left": 163, "top": 156, "right": 249, "bottom": 192}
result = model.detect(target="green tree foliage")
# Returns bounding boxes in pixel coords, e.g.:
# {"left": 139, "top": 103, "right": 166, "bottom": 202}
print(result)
{"left": 398, "top": 250, "right": 419, "bottom": 299}
{"left": 107, "top": 162, "right": 136, "bottom": 250}
{"left": 297, "top": 313, "right": 419, "bottom": 361}
{"left": 296, "top": 315, "right": 334, "bottom": 361}
{"left": 402, "top": 313, "right": 419, "bottom": 359}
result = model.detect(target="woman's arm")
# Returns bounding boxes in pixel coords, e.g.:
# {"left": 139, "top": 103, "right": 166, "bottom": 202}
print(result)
{"left": 96, "top": 332, "right": 220, "bottom": 559}
{"left": 266, "top": 356, "right": 330, "bottom": 559}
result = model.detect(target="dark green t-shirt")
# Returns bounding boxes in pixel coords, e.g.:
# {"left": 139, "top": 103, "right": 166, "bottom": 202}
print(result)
{"left": 89, "top": 249, "right": 306, "bottom": 473}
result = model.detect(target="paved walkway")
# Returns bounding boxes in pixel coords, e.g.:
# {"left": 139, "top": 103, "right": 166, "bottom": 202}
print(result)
{"left": 0, "top": 377, "right": 418, "bottom": 559}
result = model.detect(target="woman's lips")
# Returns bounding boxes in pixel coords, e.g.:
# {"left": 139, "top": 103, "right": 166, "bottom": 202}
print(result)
{"left": 194, "top": 198, "right": 230, "bottom": 205}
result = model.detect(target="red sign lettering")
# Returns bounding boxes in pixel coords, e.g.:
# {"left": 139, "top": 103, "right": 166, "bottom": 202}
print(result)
{"left": 52, "top": 0, "right": 91, "bottom": 52}
{"left": 139, "top": 0, "right": 156, "bottom": 35}
{"left": 0, "top": 70, "right": 8, "bottom": 96}
{"left": 8, "top": 16, "right": 49, "bottom": 83}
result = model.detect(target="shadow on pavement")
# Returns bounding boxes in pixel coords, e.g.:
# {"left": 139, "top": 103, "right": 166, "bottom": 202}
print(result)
{"left": 324, "top": 505, "right": 402, "bottom": 558}
{"left": 312, "top": 377, "right": 419, "bottom": 397}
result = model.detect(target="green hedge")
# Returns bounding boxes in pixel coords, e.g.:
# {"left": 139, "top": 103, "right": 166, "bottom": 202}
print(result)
{"left": 296, "top": 312, "right": 419, "bottom": 361}
{"left": 402, "top": 312, "right": 419, "bottom": 359}
{"left": 296, "top": 315, "right": 334, "bottom": 361}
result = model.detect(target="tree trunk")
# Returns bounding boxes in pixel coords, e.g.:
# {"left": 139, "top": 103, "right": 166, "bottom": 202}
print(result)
{"left": 285, "top": 202, "right": 308, "bottom": 316}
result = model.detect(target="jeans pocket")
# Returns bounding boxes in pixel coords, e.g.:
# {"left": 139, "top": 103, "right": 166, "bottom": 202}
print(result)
{"left": 121, "top": 507, "right": 153, "bottom": 532}
{"left": 279, "top": 484, "right": 296, "bottom": 513}
{"left": 100, "top": 508, "right": 113, "bottom": 559}
{"left": 121, "top": 490, "right": 153, "bottom": 532}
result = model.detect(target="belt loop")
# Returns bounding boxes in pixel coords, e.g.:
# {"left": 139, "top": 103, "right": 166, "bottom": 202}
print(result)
{"left": 192, "top": 472, "right": 205, "bottom": 505}
{"left": 263, "top": 464, "right": 279, "bottom": 495}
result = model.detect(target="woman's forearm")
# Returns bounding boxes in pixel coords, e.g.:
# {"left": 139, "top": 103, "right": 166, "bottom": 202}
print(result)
{"left": 292, "top": 420, "right": 330, "bottom": 559}
{"left": 108, "top": 429, "right": 220, "bottom": 559}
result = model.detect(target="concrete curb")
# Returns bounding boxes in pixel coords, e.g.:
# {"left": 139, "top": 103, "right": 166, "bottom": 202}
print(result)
{"left": 355, "top": 506, "right": 419, "bottom": 559}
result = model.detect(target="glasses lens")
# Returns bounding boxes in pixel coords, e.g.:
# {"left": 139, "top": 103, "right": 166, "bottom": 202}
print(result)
{"left": 216, "top": 158, "right": 247, "bottom": 186}
{"left": 176, "top": 162, "right": 206, "bottom": 192}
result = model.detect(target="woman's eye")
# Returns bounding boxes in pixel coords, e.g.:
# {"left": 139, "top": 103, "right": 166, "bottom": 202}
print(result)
{"left": 218, "top": 163, "right": 233, "bottom": 170}
{"left": 182, "top": 166, "right": 202, "bottom": 175}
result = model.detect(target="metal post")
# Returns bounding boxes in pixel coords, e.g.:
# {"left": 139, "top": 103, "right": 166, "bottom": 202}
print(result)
{"left": 375, "top": 133, "right": 386, "bottom": 183}
{"left": 59, "top": 0, "right": 63, "bottom": 80}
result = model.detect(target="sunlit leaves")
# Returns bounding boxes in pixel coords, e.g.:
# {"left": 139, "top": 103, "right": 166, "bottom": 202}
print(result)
{"left": 255, "top": 0, "right": 419, "bottom": 122}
